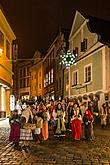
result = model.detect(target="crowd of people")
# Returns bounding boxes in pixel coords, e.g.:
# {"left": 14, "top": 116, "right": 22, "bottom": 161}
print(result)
{"left": 9, "top": 98, "right": 109, "bottom": 150}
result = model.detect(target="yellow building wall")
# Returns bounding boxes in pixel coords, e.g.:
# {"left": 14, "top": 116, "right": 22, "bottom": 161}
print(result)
{"left": 38, "top": 63, "right": 43, "bottom": 96}
{"left": 31, "top": 66, "right": 37, "bottom": 97}
{"left": 30, "top": 62, "right": 43, "bottom": 97}
{"left": 0, "top": 9, "right": 16, "bottom": 117}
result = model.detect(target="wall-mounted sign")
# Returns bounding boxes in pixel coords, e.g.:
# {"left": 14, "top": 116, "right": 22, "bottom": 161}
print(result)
{"left": 10, "top": 95, "right": 15, "bottom": 111}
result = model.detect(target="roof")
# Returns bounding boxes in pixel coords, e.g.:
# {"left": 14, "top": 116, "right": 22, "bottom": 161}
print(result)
{"left": 72, "top": 10, "right": 110, "bottom": 46}
{"left": 87, "top": 15, "right": 110, "bottom": 46}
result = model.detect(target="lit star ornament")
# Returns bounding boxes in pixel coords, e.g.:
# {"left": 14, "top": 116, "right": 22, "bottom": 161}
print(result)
{"left": 60, "top": 50, "right": 77, "bottom": 68}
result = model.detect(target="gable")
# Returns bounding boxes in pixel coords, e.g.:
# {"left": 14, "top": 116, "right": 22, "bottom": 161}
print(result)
{"left": 69, "top": 11, "right": 86, "bottom": 40}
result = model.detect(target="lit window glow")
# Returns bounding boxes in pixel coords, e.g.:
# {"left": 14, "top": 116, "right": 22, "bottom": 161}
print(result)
{"left": 0, "top": 48, "right": 2, "bottom": 57}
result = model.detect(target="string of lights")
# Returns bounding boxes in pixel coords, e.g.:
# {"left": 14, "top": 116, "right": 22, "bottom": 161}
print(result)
{"left": 60, "top": 50, "right": 78, "bottom": 68}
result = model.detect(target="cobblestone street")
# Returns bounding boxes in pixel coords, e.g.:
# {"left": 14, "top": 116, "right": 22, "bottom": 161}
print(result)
{"left": 0, "top": 123, "right": 110, "bottom": 165}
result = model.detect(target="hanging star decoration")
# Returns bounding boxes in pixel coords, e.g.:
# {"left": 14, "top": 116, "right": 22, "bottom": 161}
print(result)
{"left": 60, "top": 50, "right": 77, "bottom": 68}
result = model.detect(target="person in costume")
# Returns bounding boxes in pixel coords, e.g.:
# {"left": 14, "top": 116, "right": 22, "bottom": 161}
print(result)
{"left": 9, "top": 109, "right": 21, "bottom": 149}
{"left": 54, "top": 102, "right": 66, "bottom": 135}
{"left": 41, "top": 105, "right": 50, "bottom": 140}
{"left": 83, "top": 107, "right": 94, "bottom": 141}
{"left": 71, "top": 104, "right": 82, "bottom": 140}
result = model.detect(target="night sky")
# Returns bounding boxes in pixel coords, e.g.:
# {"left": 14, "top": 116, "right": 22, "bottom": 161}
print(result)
{"left": 0, "top": 0, "right": 110, "bottom": 59}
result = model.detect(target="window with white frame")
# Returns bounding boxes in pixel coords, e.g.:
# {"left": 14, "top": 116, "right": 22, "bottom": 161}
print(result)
{"left": 51, "top": 68, "right": 53, "bottom": 83}
{"left": 84, "top": 64, "right": 92, "bottom": 83}
{"left": 72, "top": 70, "right": 78, "bottom": 86}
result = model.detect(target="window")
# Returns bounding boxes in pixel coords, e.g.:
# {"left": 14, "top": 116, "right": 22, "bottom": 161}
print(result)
{"left": 73, "top": 47, "right": 78, "bottom": 55}
{"left": 27, "top": 78, "right": 30, "bottom": 87}
{"left": 84, "top": 64, "right": 92, "bottom": 83}
{"left": 51, "top": 68, "right": 53, "bottom": 83}
{"left": 6, "top": 39, "right": 10, "bottom": 59}
{"left": 0, "top": 30, "right": 4, "bottom": 49}
{"left": 20, "top": 80, "right": 22, "bottom": 88}
{"left": 81, "top": 39, "right": 87, "bottom": 52}
{"left": 23, "top": 79, "right": 26, "bottom": 88}
{"left": 72, "top": 71, "right": 78, "bottom": 86}
{"left": 49, "top": 71, "right": 51, "bottom": 84}
{"left": 44, "top": 76, "right": 46, "bottom": 88}
{"left": 23, "top": 68, "right": 26, "bottom": 77}
{"left": 46, "top": 73, "right": 48, "bottom": 86}
{"left": 27, "top": 67, "right": 29, "bottom": 76}
{"left": 20, "top": 69, "right": 22, "bottom": 77}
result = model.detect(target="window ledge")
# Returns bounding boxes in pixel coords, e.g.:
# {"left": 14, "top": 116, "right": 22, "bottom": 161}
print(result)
{"left": 71, "top": 81, "right": 92, "bottom": 89}
{"left": 83, "top": 81, "right": 92, "bottom": 85}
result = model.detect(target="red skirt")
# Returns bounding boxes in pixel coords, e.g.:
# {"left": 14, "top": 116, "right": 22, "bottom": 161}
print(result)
{"left": 71, "top": 119, "right": 82, "bottom": 140}
{"left": 9, "top": 122, "right": 20, "bottom": 143}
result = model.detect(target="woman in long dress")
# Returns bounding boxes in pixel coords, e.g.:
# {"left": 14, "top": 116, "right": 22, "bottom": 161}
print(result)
{"left": 100, "top": 103, "right": 108, "bottom": 128}
{"left": 54, "top": 102, "right": 66, "bottom": 136}
{"left": 9, "top": 110, "right": 21, "bottom": 149}
{"left": 41, "top": 105, "right": 50, "bottom": 140}
{"left": 83, "top": 108, "right": 93, "bottom": 141}
{"left": 71, "top": 106, "right": 82, "bottom": 140}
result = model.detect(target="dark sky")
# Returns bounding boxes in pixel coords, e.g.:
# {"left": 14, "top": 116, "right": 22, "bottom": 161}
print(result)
{"left": 0, "top": 0, "right": 110, "bottom": 59}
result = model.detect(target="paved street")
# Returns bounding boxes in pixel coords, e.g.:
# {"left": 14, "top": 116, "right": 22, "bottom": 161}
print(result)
{"left": 0, "top": 120, "right": 110, "bottom": 165}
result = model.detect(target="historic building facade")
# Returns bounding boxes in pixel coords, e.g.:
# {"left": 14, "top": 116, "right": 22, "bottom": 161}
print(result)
{"left": 17, "top": 60, "right": 31, "bottom": 100}
{"left": 55, "top": 29, "right": 69, "bottom": 100}
{"left": 43, "top": 44, "right": 55, "bottom": 101}
{"left": 30, "top": 50, "right": 43, "bottom": 99}
{"left": 0, "top": 8, "right": 16, "bottom": 117}
{"left": 64, "top": 11, "right": 110, "bottom": 107}
{"left": 43, "top": 29, "right": 69, "bottom": 101}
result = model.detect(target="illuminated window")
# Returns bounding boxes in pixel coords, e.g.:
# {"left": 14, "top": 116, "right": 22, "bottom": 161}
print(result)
{"left": 46, "top": 73, "right": 48, "bottom": 86}
{"left": 49, "top": 71, "right": 51, "bottom": 84}
{"left": 0, "top": 30, "right": 4, "bottom": 49}
{"left": 44, "top": 76, "right": 46, "bottom": 88}
{"left": 51, "top": 68, "right": 53, "bottom": 83}
{"left": 6, "top": 39, "right": 10, "bottom": 59}
{"left": 84, "top": 64, "right": 92, "bottom": 83}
